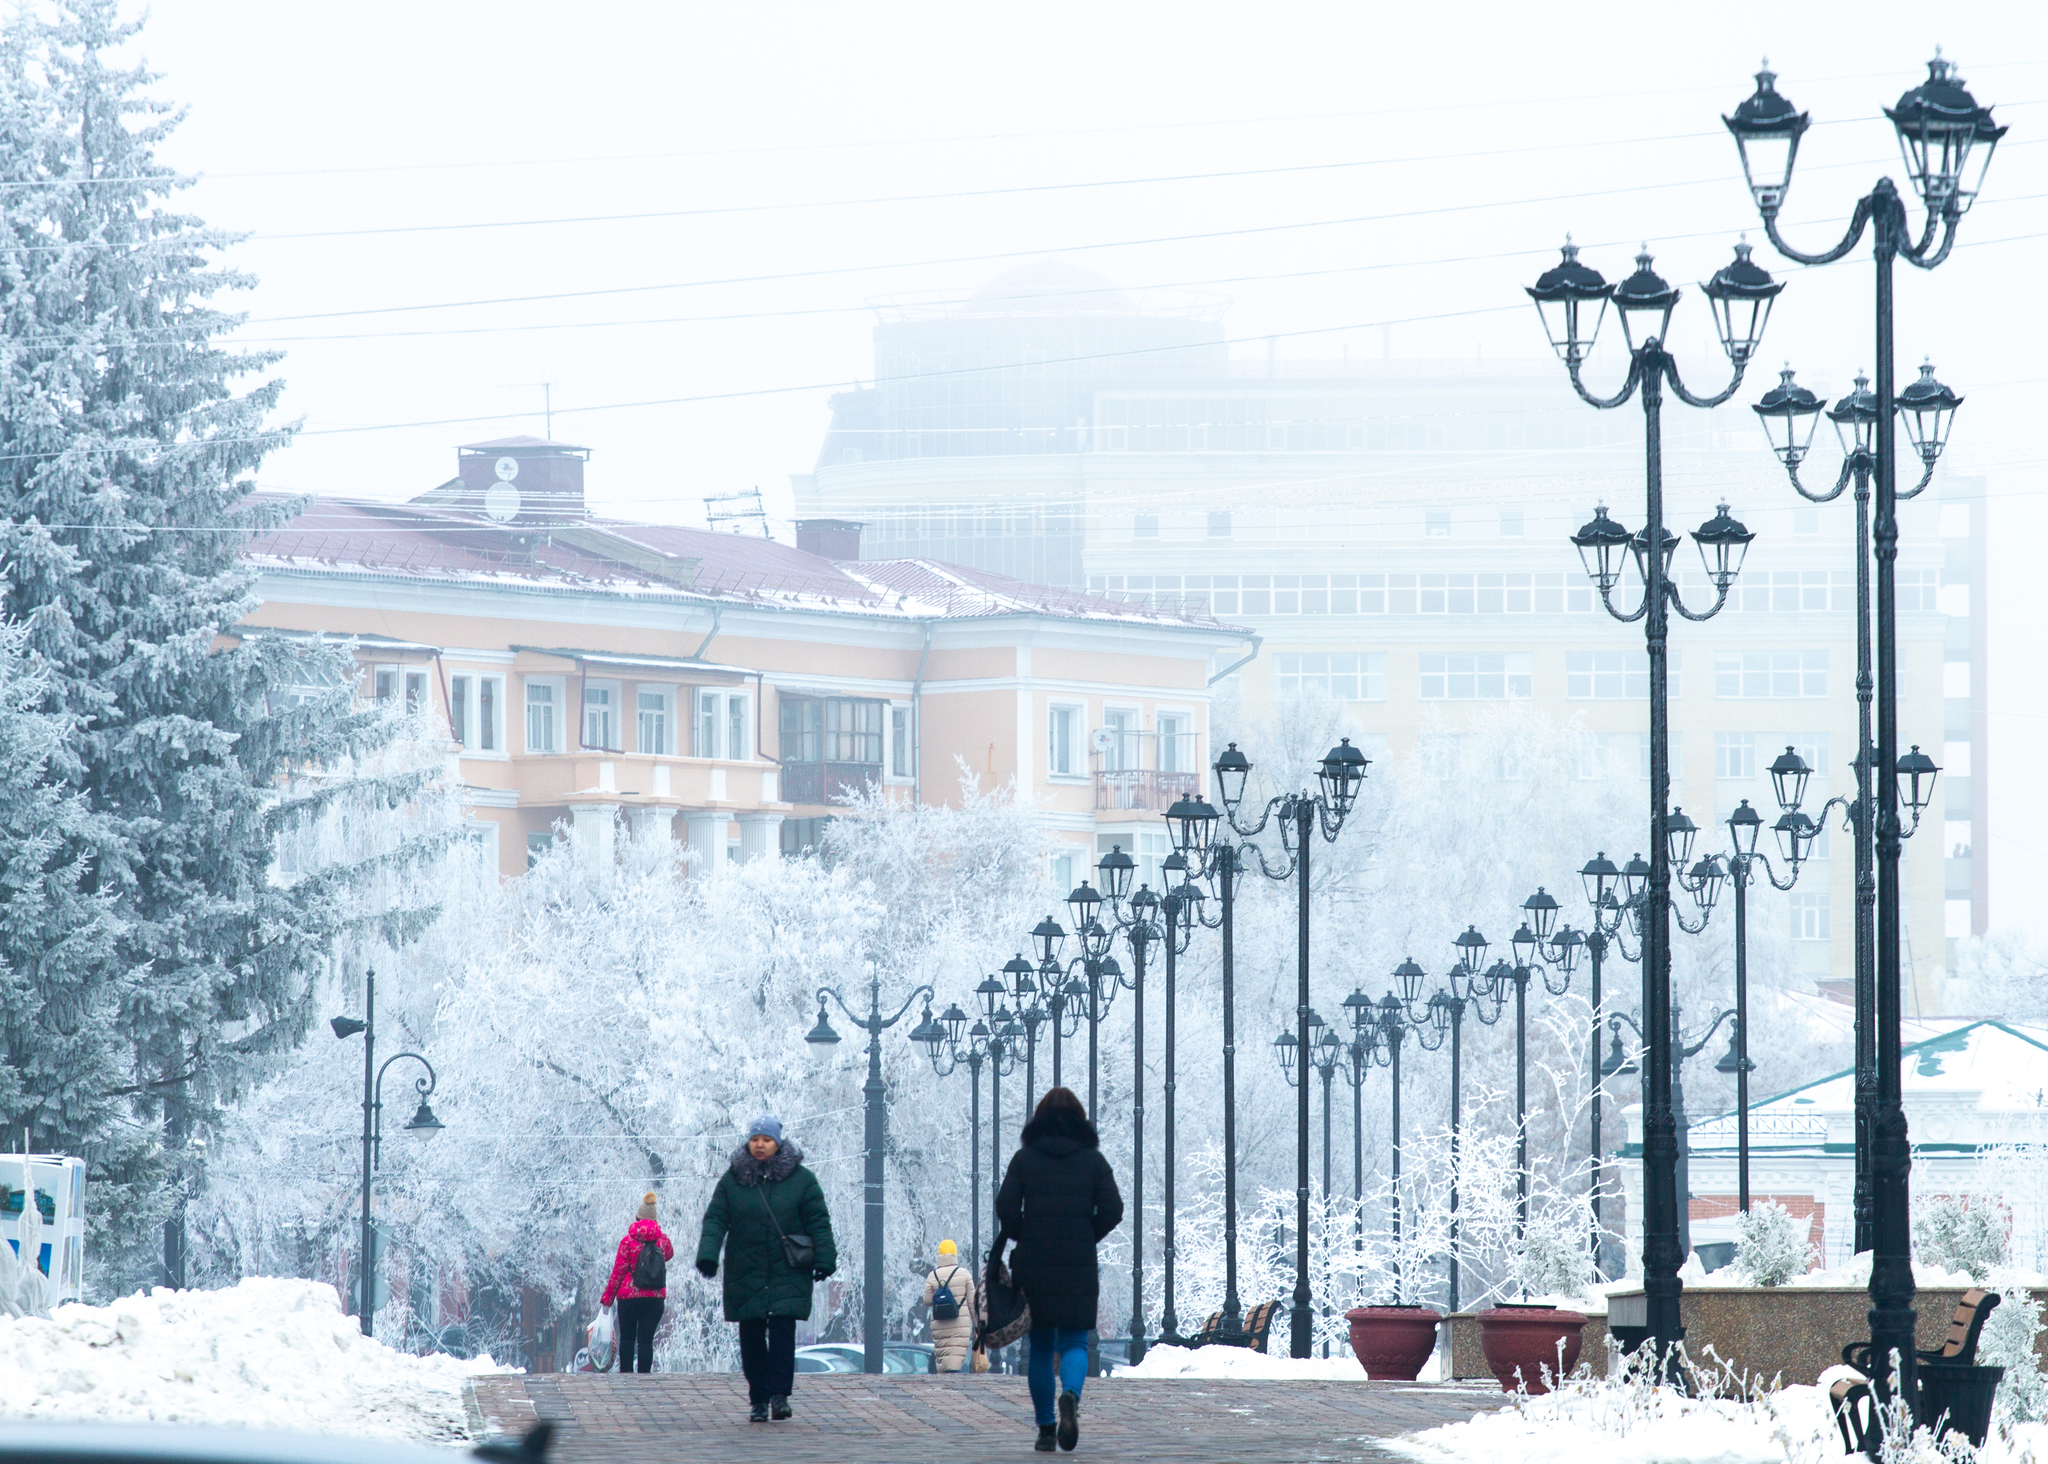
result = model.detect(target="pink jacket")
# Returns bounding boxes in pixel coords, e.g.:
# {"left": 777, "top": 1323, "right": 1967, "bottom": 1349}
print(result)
{"left": 601, "top": 1219, "right": 675, "bottom": 1304}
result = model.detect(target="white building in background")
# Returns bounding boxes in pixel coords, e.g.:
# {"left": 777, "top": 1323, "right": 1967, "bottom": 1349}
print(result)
{"left": 795, "top": 261, "right": 1988, "bottom": 1005}
{"left": 1616, "top": 1020, "right": 2048, "bottom": 1271}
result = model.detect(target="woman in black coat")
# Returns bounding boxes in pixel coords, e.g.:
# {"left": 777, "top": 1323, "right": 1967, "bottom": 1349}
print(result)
{"left": 995, "top": 1086, "right": 1123, "bottom": 1454}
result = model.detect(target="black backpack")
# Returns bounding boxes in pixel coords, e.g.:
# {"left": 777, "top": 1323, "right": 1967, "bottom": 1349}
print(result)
{"left": 630, "top": 1236, "right": 667, "bottom": 1291}
{"left": 930, "top": 1266, "right": 963, "bottom": 1322}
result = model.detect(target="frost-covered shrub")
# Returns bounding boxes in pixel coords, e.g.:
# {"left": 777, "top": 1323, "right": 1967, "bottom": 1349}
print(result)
{"left": 1981, "top": 1287, "right": 2048, "bottom": 1425}
{"left": 1734, "top": 1200, "right": 1815, "bottom": 1286}
{"left": 1514, "top": 1211, "right": 1594, "bottom": 1300}
{"left": 1913, "top": 1194, "right": 2008, "bottom": 1281}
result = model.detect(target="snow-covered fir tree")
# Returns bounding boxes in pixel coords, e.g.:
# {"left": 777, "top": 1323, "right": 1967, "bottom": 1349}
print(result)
{"left": 0, "top": 2, "right": 445, "bottom": 1294}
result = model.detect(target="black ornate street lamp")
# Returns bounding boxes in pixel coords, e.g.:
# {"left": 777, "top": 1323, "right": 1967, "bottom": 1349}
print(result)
{"left": 1214, "top": 738, "right": 1369, "bottom": 1357}
{"left": 806, "top": 966, "right": 936, "bottom": 1375}
{"left": 1276, "top": 1011, "right": 1345, "bottom": 1355}
{"left": 330, "top": 968, "right": 444, "bottom": 1340}
{"left": 1602, "top": 1006, "right": 1740, "bottom": 1262}
{"left": 1157, "top": 853, "right": 1203, "bottom": 1348}
{"left": 916, "top": 997, "right": 1018, "bottom": 1273}
{"left": 1531, "top": 229, "right": 1774, "bottom": 1367}
{"left": 1725, "top": 55, "right": 1998, "bottom": 1433}
{"left": 1510, "top": 892, "right": 1587, "bottom": 1234}
{"left": 1336, "top": 990, "right": 1384, "bottom": 1270}
{"left": 1751, "top": 359, "right": 1958, "bottom": 1255}
{"left": 1379, "top": 961, "right": 1448, "bottom": 1304}
{"left": 1420, "top": 945, "right": 1504, "bottom": 1314}
{"left": 1094, "top": 859, "right": 1162, "bottom": 1367}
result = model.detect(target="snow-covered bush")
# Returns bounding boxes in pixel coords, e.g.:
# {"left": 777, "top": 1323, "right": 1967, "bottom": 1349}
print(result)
{"left": 1734, "top": 1200, "right": 1816, "bottom": 1286}
{"left": 1981, "top": 1286, "right": 2048, "bottom": 1425}
{"left": 1913, "top": 1194, "right": 2008, "bottom": 1282}
{"left": 1513, "top": 1209, "right": 1594, "bottom": 1300}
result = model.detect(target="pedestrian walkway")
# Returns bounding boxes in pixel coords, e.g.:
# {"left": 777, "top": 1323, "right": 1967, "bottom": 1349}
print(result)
{"left": 469, "top": 1372, "right": 1504, "bottom": 1464}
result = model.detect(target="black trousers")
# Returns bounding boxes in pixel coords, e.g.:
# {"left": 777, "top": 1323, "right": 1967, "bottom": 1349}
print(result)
{"left": 738, "top": 1317, "right": 797, "bottom": 1402}
{"left": 615, "top": 1296, "right": 664, "bottom": 1373}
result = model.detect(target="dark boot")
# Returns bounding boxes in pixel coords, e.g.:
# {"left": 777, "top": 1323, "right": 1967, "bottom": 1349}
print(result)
{"left": 770, "top": 1394, "right": 792, "bottom": 1421}
{"left": 1058, "top": 1389, "right": 1080, "bottom": 1451}
{"left": 748, "top": 1400, "right": 769, "bottom": 1423}
{"left": 1035, "top": 1425, "right": 1057, "bottom": 1452}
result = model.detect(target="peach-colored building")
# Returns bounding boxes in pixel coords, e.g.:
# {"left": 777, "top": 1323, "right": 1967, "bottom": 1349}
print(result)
{"left": 239, "top": 437, "right": 1252, "bottom": 881}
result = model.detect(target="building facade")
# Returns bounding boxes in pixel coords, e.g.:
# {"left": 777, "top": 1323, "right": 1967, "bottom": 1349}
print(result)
{"left": 241, "top": 436, "right": 1250, "bottom": 880}
{"left": 796, "top": 264, "right": 1989, "bottom": 1005}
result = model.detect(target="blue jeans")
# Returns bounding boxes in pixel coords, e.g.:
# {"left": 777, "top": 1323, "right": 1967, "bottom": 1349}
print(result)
{"left": 1027, "top": 1328, "right": 1090, "bottom": 1426}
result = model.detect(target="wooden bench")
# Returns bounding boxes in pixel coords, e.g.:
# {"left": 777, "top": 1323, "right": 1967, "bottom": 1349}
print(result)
{"left": 1191, "top": 1300, "right": 1281, "bottom": 1352}
{"left": 1830, "top": 1289, "right": 2002, "bottom": 1453}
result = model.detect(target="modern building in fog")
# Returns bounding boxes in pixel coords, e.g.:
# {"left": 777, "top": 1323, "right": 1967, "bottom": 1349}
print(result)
{"left": 795, "top": 262, "right": 1989, "bottom": 1006}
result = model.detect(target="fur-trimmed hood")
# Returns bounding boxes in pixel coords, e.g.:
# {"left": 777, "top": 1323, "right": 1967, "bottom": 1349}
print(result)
{"left": 728, "top": 1139, "right": 804, "bottom": 1186}
{"left": 1021, "top": 1106, "right": 1098, "bottom": 1156}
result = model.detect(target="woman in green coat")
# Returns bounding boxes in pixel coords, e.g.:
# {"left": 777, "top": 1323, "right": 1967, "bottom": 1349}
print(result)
{"left": 696, "top": 1114, "right": 837, "bottom": 1423}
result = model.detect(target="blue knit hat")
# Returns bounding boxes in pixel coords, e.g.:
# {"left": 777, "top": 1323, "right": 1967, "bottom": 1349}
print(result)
{"left": 747, "top": 1114, "right": 783, "bottom": 1143}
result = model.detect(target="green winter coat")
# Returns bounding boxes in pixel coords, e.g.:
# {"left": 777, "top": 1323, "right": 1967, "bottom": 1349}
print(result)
{"left": 696, "top": 1142, "right": 838, "bottom": 1322}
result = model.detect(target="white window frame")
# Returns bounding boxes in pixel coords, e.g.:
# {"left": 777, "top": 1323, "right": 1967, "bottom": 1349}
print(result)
{"left": 448, "top": 671, "right": 509, "bottom": 759}
{"left": 694, "top": 689, "right": 750, "bottom": 760}
{"left": 582, "top": 678, "right": 622, "bottom": 752}
{"left": 1100, "top": 706, "right": 1140, "bottom": 772}
{"left": 371, "top": 663, "right": 401, "bottom": 704}
{"left": 524, "top": 676, "right": 565, "bottom": 755}
{"left": 1790, "top": 892, "right": 1831, "bottom": 941}
{"left": 1048, "top": 702, "right": 1084, "bottom": 779}
{"left": 889, "top": 704, "right": 914, "bottom": 781}
{"left": 635, "top": 685, "right": 675, "bottom": 757}
{"left": 1155, "top": 710, "right": 1194, "bottom": 774}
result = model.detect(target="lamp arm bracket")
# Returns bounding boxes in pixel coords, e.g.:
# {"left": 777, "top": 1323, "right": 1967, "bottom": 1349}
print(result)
{"left": 1314, "top": 797, "right": 1349, "bottom": 843}
{"left": 375, "top": 1052, "right": 438, "bottom": 1105}
{"left": 1224, "top": 795, "right": 1285, "bottom": 841}
{"left": 1787, "top": 453, "right": 1856, "bottom": 505}
{"left": 1690, "top": 1006, "right": 1740, "bottom": 1054}
{"left": 1238, "top": 840, "right": 1299, "bottom": 883}
{"left": 1897, "top": 456, "right": 1938, "bottom": 501}
{"left": 1566, "top": 354, "right": 1640, "bottom": 412}
{"left": 1663, "top": 355, "right": 1747, "bottom": 411}
{"left": 1542, "top": 967, "right": 1573, "bottom": 998}
{"left": 1596, "top": 582, "right": 1652, "bottom": 624}
{"left": 1675, "top": 905, "right": 1712, "bottom": 936}
{"left": 880, "top": 984, "right": 937, "bottom": 1032}
{"left": 1413, "top": 1025, "right": 1448, "bottom": 1052}
{"left": 1667, "top": 578, "right": 1734, "bottom": 623}
{"left": 1903, "top": 209, "right": 1960, "bottom": 270}
{"left": 1763, "top": 195, "right": 1872, "bottom": 267}
{"left": 1760, "top": 854, "right": 1802, "bottom": 892}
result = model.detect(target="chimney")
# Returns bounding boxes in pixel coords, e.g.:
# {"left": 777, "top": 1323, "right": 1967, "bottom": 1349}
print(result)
{"left": 454, "top": 437, "right": 589, "bottom": 524}
{"left": 796, "top": 519, "right": 865, "bottom": 560}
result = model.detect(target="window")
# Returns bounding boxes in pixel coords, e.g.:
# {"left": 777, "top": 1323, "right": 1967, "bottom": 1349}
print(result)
{"left": 449, "top": 674, "right": 505, "bottom": 752}
{"left": 1715, "top": 651, "right": 1829, "bottom": 698}
{"left": 1425, "top": 510, "right": 1451, "bottom": 537}
{"left": 1418, "top": 652, "right": 1533, "bottom": 700}
{"left": 1156, "top": 713, "right": 1191, "bottom": 773}
{"left": 1207, "top": 510, "right": 1232, "bottom": 538}
{"left": 891, "top": 706, "right": 912, "bottom": 778}
{"left": 1049, "top": 705, "right": 1080, "bottom": 776}
{"left": 729, "top": 695, "right": 750, "bottom": 763}
{"left": 451, "top": 676, "right": 469, "bottom": 747}
{"left": 1097, "top": 829, "right": 1169, "bottom": 893}
{"left": 372, "top": 665, "right": 399, "bottom": 703}
{"left": 1715, "top": 732, "right": 1757, "bottom": 781}
{"left": 1899, "top": 569, "right": 1939, "bottom": 612}
{"left": 696, "top": 690, "right": 751, "bottom": 759}
{"left": 824, "top": 699, "right": 880, "bottom": 763}
{"left": 405, "top": 669, "right": 427, "bottom": 712}
{"left": 527, "top": 831, "right": 554, "bottom": 869}
{"left": 1101, "top": 709, "right": 1137, "bottom": 772}
{"left": 1791, "top": 893, "right": 1831, "bottom": 941}
{"left": 1273, "top": 652, "right": 1387, "bottom": 701}
{"left": 1133, "top": 513, "right": 1159, "bottom": 539}
{"left": 1567, "top": 650, "right": 1648, "bottom": 700}
{"left": 583, "top": 682, "right": 619, "bottom": 751}
{"left": 1499, "top": 509, "right": 1524, "bottom": 536}
{"left": 1051, "top": 852, "right": 1076, "bottom": 895}
{"left": 525, "top": 680, "right": 559, "bottom": 753}
{"left": 637, "top": 690, "right": 671, "bottom": 755}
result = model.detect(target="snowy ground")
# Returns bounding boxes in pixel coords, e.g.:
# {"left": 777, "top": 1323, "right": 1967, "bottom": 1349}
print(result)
{"left": 1116, "top": 1342, "right": 1453, "bottom": 1382}
{"left": 0, "top": 1277, "right": 511, "bottom": 1440}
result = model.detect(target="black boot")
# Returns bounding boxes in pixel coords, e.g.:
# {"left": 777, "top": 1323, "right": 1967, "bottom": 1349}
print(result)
{"left": 748, "top": 1400, "right": 769, "bottom": 1423}
{"left": 1058, "top": 1390, "right": 1080, "bottom": 1451}
{"left": 770, "top": 1394, "right": 792, "bottom": 1421}
{"left": 1035, "top": 1425, "right": 1057, "bottom": 1452}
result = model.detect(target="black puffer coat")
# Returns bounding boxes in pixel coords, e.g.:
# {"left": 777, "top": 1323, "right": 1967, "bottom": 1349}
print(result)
{"left": 994, "top": 1107, "right": 1123, "bottom": 1331}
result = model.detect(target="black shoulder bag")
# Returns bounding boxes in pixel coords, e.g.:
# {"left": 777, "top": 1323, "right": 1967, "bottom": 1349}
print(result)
{"left": 758, "top": 1180, "right": 817, "bottom": 1272}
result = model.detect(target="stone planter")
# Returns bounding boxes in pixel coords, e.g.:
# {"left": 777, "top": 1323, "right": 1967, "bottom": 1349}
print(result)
{"left": 1476, "top": 1304, "right": 1586, "bottom": 1394}
{"left": 1345, "top": 1305, "right": 1441, "bottom": 1380}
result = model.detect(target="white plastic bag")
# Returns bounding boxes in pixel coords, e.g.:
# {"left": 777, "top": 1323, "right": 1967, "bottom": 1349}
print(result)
{"left": 587, "top": 1304, "right": 617, "bottom": 1372}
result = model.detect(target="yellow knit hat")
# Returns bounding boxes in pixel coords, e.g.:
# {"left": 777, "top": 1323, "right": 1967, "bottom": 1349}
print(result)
{"left": 937, "top": 1239, "right": 958, "bottom": 1257}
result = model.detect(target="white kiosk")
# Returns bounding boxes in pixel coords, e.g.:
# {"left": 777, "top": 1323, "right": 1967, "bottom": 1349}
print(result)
{"left": 1, "top": 1153, "right": 86, "bottom": 1305}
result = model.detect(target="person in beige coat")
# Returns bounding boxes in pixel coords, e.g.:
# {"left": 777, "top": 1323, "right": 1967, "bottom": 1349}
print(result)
{"left": 921, "top": 1239, "right": 976, "bottom": 1373}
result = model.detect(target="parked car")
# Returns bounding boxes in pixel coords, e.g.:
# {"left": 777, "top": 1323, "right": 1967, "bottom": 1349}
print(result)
{"left": 793, "top": 1343, "right": 935, "bottom": 1374}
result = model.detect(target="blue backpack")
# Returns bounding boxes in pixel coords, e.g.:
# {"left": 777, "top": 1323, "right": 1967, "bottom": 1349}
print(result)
{"left": 930, "top": 1265, "right": 964, "bottom": 1322}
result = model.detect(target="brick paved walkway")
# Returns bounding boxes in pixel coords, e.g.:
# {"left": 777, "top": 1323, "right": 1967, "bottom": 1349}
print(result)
{"left": 469, "top": 1372, "right": 1505, "bottom": 1463}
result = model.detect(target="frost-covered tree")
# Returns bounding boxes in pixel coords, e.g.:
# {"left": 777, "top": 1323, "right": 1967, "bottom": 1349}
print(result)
{"left": 0, "top": 3, "right": 444, "bottom": 1293}
{"left": 1946, "top": 930, "right": 2048, "bottom": 1021}
{"left": 1911, "top": 1194, "right": 2008, "bottom": 1282}
{"left": 1734, "top": 1199, "right": 1816, "bottom": 1285}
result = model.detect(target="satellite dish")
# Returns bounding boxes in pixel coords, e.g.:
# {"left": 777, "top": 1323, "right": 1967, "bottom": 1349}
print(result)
{"left": 484, "top": 484, "right": 521, "bottom": 523}
{"left": 494, "top": 456, "right": 520, "bottom": 481}
{"left": 1090, "top": 727, "right": 1118, "bottom": 754}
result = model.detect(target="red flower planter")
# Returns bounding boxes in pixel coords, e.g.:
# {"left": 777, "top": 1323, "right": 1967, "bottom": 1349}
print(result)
{"left": 1344, "top": 1305, "right": 1441, "bottom": 1380}
{"left": 1476, "top": 1305, "right": 1586, "bottom": 1394}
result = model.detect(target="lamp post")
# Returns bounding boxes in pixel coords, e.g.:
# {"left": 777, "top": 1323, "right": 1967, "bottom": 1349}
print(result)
{"left": 1337, "top": 990, "right": 1384, "bottom": 1265}
{"left": 916, "top": 1000, "right": 1005, "bottom": 1270}
{"left": 1724, "top": 56, "right": 1996, "bottom": 1432}
{"left": 1510, "top": 892, "right": 1586, "bottom": 1235}
{"left": 1378, "top": 961, "right": 1447, "bottom": 1304}
{"left": 1094, "top": 856, "right": 1162, "bottom": 1367}
{"left": 330, "top": 968, "right": 444, "bottom": 1340}
{"left": 1212, "top": 737, "right": 1369, "bottom": 1357}
{"left": 1417, "top": 949, "right": 1499, "bottom": 1314}
{"left": 805, "top": 967, "right": 936, "bottom": 1375}
{"left": 1275, "top": 1011, "right": 1343, "bottom": 1355}
{"left": 1157, "top": 853, "right": 1203, "bottom": 1347}
{"left": 1602, "top": 1006, "right": 1740, "bottom": 1261}
{"left": 1751, "top": 360, "right": 1959, "bottom": 1251}
{"left": 1531, "top": 231, "right": 1774, "bottom": 1367}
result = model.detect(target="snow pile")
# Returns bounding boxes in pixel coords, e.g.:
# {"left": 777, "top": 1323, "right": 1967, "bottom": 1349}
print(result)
{"left": 0, "top": 1277, "right": 510, "bottom": 1439}
{"left": 1118, "top": 1343, "right": 1371, "bottom": 1381}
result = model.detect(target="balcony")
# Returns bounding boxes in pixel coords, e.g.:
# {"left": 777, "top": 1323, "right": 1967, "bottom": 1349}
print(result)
{"left": 781, "top": 760, "right": 881, "bottom": 808}
{"left": 1094, "top": 769, "right": 1199, "bottom": 813}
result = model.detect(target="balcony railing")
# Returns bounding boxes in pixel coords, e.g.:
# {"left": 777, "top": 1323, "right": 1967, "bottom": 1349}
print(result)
{"left": 1094, "top": 769, "right": 1199, "bottom": 813}
{"left": 781, "top": 761, "right": 881, "bottom": 808}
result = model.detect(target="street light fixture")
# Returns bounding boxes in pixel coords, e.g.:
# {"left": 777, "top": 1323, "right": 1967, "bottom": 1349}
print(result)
{"left": 1726, "top": 52, "right": 2001, "bottom": 1434}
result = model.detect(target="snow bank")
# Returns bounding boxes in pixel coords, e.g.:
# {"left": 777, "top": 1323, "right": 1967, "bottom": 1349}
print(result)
{"left": 0, "top": 1277, "right": 510, "bottom": 1440}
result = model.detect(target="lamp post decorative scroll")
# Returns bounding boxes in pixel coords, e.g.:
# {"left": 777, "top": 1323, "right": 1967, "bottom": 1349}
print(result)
{"left": 805, "top": 967, "right": 936, "bottom": 1375}
{"left": 1724, "top": 55, "right": 1997, "bottom": 1437}
{"left": 1531, "top": 228, "right": 1775, "bottom": 1369}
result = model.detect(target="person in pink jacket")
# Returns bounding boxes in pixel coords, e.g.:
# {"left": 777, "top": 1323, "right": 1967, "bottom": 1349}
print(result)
{"left": 600, "top": 1192, "right": 675, "bottom": 1372}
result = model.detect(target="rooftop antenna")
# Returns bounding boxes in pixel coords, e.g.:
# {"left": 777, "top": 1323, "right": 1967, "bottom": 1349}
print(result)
{"left": 543, "top": 383, "right": 553, "bottom": 440}
{"left": 703, "top": 487, "right": 770, "bottom": 538}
